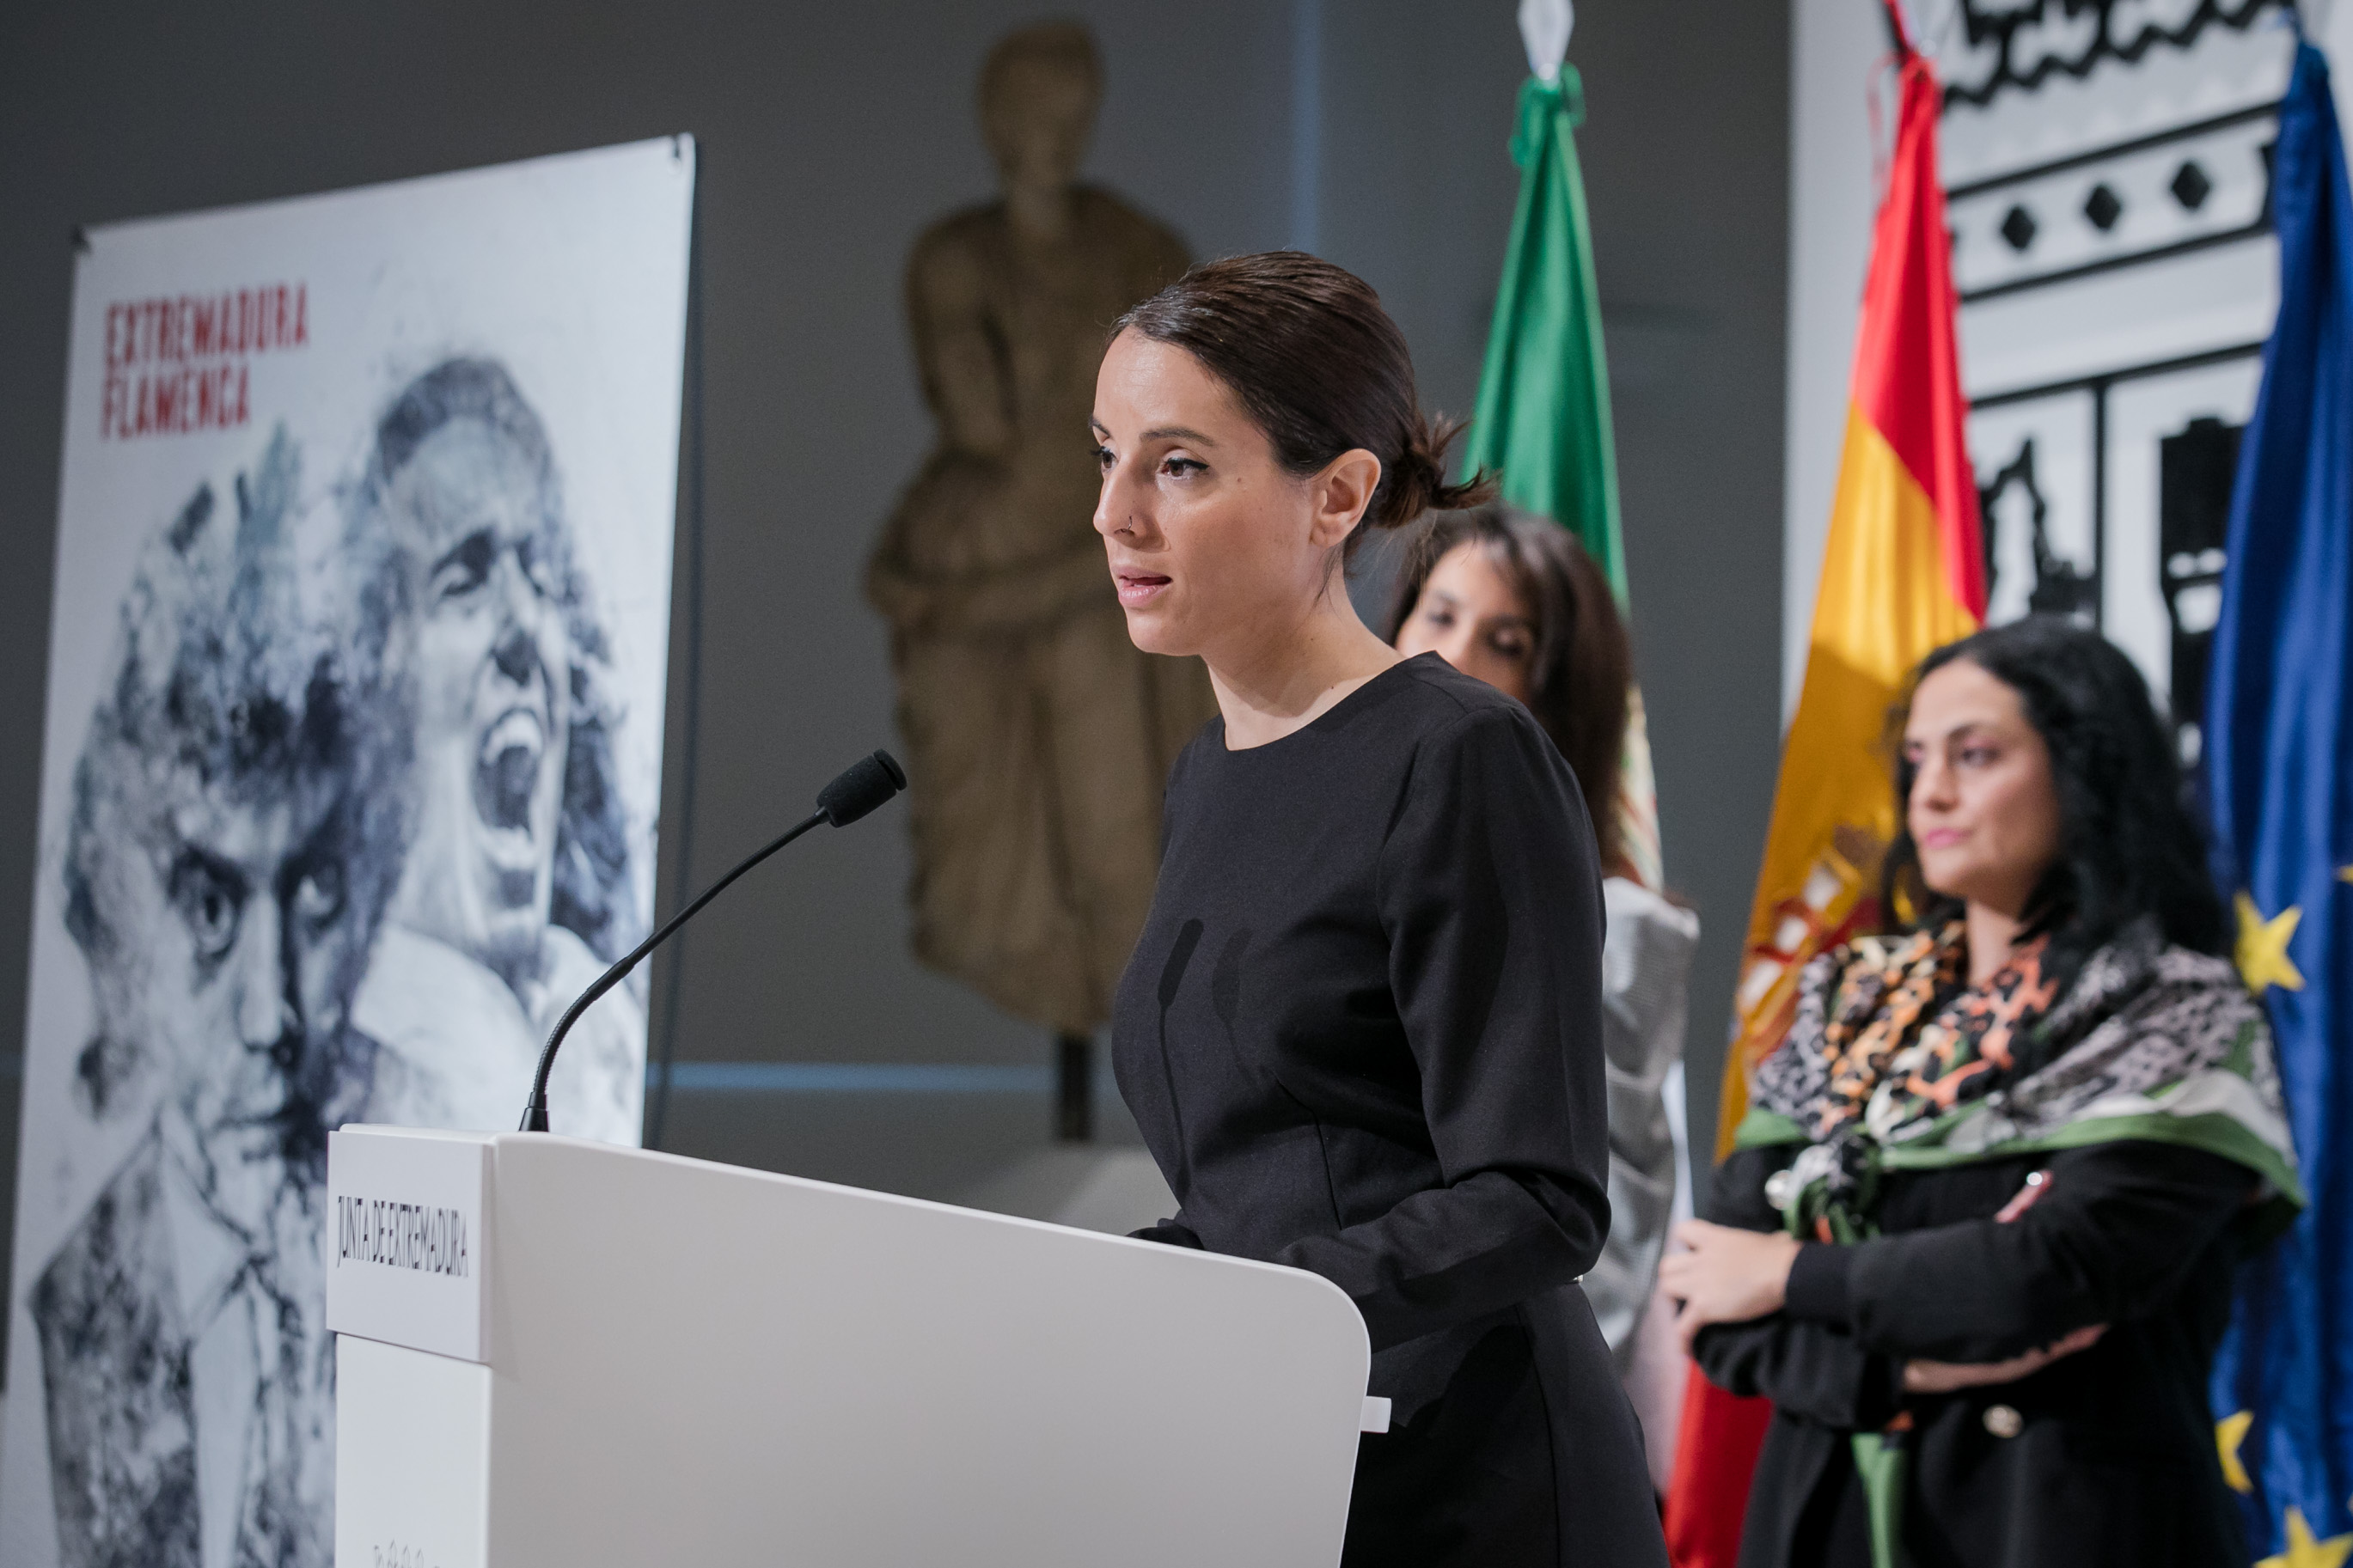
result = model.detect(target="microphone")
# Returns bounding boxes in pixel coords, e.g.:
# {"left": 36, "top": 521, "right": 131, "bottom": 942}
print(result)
{"left": 519, "top": 749, "right": 908, "bottom": 1133}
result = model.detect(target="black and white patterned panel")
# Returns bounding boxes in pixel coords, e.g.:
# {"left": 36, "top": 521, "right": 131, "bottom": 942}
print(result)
{"left": 1940, "top": 0, "right": 2286, "bottom": 108}
{"left": 1966, "top": 396, "right": 2100, "bottom": 625}
{"left": 1934, "top": 0, "right": 2288, "bottom": 750}
{"left": 2106, "top": 360, "right": 2259, "bottom": 760}
{"left": 1948, "top": 111, "right": 2274, "bottom": 300}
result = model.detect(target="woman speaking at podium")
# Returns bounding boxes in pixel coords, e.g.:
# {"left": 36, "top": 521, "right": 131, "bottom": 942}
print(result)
{"left": 1094, "top": 253, "right": 1667, "bottom": 1568}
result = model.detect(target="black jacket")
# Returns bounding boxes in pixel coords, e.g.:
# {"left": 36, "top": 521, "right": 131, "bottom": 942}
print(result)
{"left": 1696, "top": 1138, "right": 2258, "bottom": 1568}
{"left": 1114, "top": 657, "right": 1665, "bottom": 1568}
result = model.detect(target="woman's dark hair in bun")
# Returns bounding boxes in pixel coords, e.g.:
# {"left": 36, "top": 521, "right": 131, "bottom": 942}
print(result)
{"left": 1114, "top": 252, "right": 1496, "bottom": 560}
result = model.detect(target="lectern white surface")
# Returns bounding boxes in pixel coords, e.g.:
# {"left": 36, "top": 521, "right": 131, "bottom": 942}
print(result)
{"left": 327, "top": 1126, "right": 1372, "bottom": 1567}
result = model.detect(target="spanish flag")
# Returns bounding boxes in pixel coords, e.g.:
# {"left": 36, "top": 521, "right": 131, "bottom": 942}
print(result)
{"left": 1664, "top": 25, "right": 1983, "bottom": 1566}
{"left": 1721, "top": 35, "right": 1983, "bottom": 1150}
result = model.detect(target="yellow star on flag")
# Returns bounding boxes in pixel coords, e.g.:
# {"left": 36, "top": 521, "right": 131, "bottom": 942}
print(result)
{"left": 2220, "top": 1410, "right": 2256, "bottom": 1492}
{"left": 2239, "top": 893, "right": 2307, "bottom": 995}
{"left": 2259, "top": 1508, "right": 2353, "bottom": 1568}
{"left": 2340, "top": 865, "right": 2353, "bottom": 883}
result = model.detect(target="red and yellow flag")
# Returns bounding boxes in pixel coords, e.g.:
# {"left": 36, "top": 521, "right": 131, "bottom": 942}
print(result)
{"left": 1720, "top": 44, "right": 1984, "bottom": 1152}
{"left": 1665, "top": 32, "right": 1983, "bottom": 1568}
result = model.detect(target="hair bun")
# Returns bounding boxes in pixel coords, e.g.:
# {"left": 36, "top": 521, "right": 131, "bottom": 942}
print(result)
{"left": 1375, "top": 412, "right": 1497, "bottom": 530}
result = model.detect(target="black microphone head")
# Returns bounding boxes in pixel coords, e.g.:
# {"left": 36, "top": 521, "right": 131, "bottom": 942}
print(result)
{"left": 817, "top": 750, "right": 908, "bottom": 827}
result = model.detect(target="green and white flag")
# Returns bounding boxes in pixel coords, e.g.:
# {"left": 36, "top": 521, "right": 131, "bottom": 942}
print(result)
{"left": 1464, "top": 2, "right": 1662, "bottom": 888}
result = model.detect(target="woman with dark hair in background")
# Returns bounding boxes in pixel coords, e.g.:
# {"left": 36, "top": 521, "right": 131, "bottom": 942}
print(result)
{"left": 1098, "top": 253, "right": 1667, "bottom": 1566}
{"left": 1659, "top": 617, "right": 2301, "bottom": 1568}
{"left": 1387, "top": 506, "right": 1698, "bottom": 1381}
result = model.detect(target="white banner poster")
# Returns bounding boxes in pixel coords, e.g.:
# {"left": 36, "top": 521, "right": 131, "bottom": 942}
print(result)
{"left": 2, "top": 137, "right": 694, "bottom": 1567}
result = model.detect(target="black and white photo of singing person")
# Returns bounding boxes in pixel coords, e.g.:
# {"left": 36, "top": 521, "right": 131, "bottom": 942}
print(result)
{"left": 346, "top": 357, "right": 645, "bottom": 1144}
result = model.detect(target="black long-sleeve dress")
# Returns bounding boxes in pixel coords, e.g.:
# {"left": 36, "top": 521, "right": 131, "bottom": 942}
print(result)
{"left": 1112, "top": 655, "right": 1667, "bottom": 1568}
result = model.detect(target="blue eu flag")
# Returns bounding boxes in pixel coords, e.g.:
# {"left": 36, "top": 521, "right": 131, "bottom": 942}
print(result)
{"left": 2206, "top": 36, "right": 2353, "bottom": 1565}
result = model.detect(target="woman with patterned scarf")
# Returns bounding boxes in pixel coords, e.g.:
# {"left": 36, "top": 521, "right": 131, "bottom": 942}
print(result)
{"left": 1659, "top": 618, "right": 2301, "bottom": 1568}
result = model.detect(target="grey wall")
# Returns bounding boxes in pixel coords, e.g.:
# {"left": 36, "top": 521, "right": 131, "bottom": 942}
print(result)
{"left": 0, "top": 0, "right": 1787, "bottom": 1371}
{"left": 1318, "top": 0, "right": 1791, "bottom": 1156}
{"left": 1566, "top": 1, "right": 1792, "bottom": 1153}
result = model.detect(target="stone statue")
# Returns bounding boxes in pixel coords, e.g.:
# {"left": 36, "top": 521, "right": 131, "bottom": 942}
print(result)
{"left": 867, "top": 21, "right": 1214, "bottom": 1090}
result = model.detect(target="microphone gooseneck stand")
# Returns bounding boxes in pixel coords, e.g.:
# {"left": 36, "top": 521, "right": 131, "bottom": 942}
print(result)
{"left": 520, "top": 749, "right": 907, "bottom": 1134}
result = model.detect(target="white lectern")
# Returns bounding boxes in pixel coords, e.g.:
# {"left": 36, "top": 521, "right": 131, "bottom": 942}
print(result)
{"left": 327, "top": 1126, "right": 1378, "bottom": 1566}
